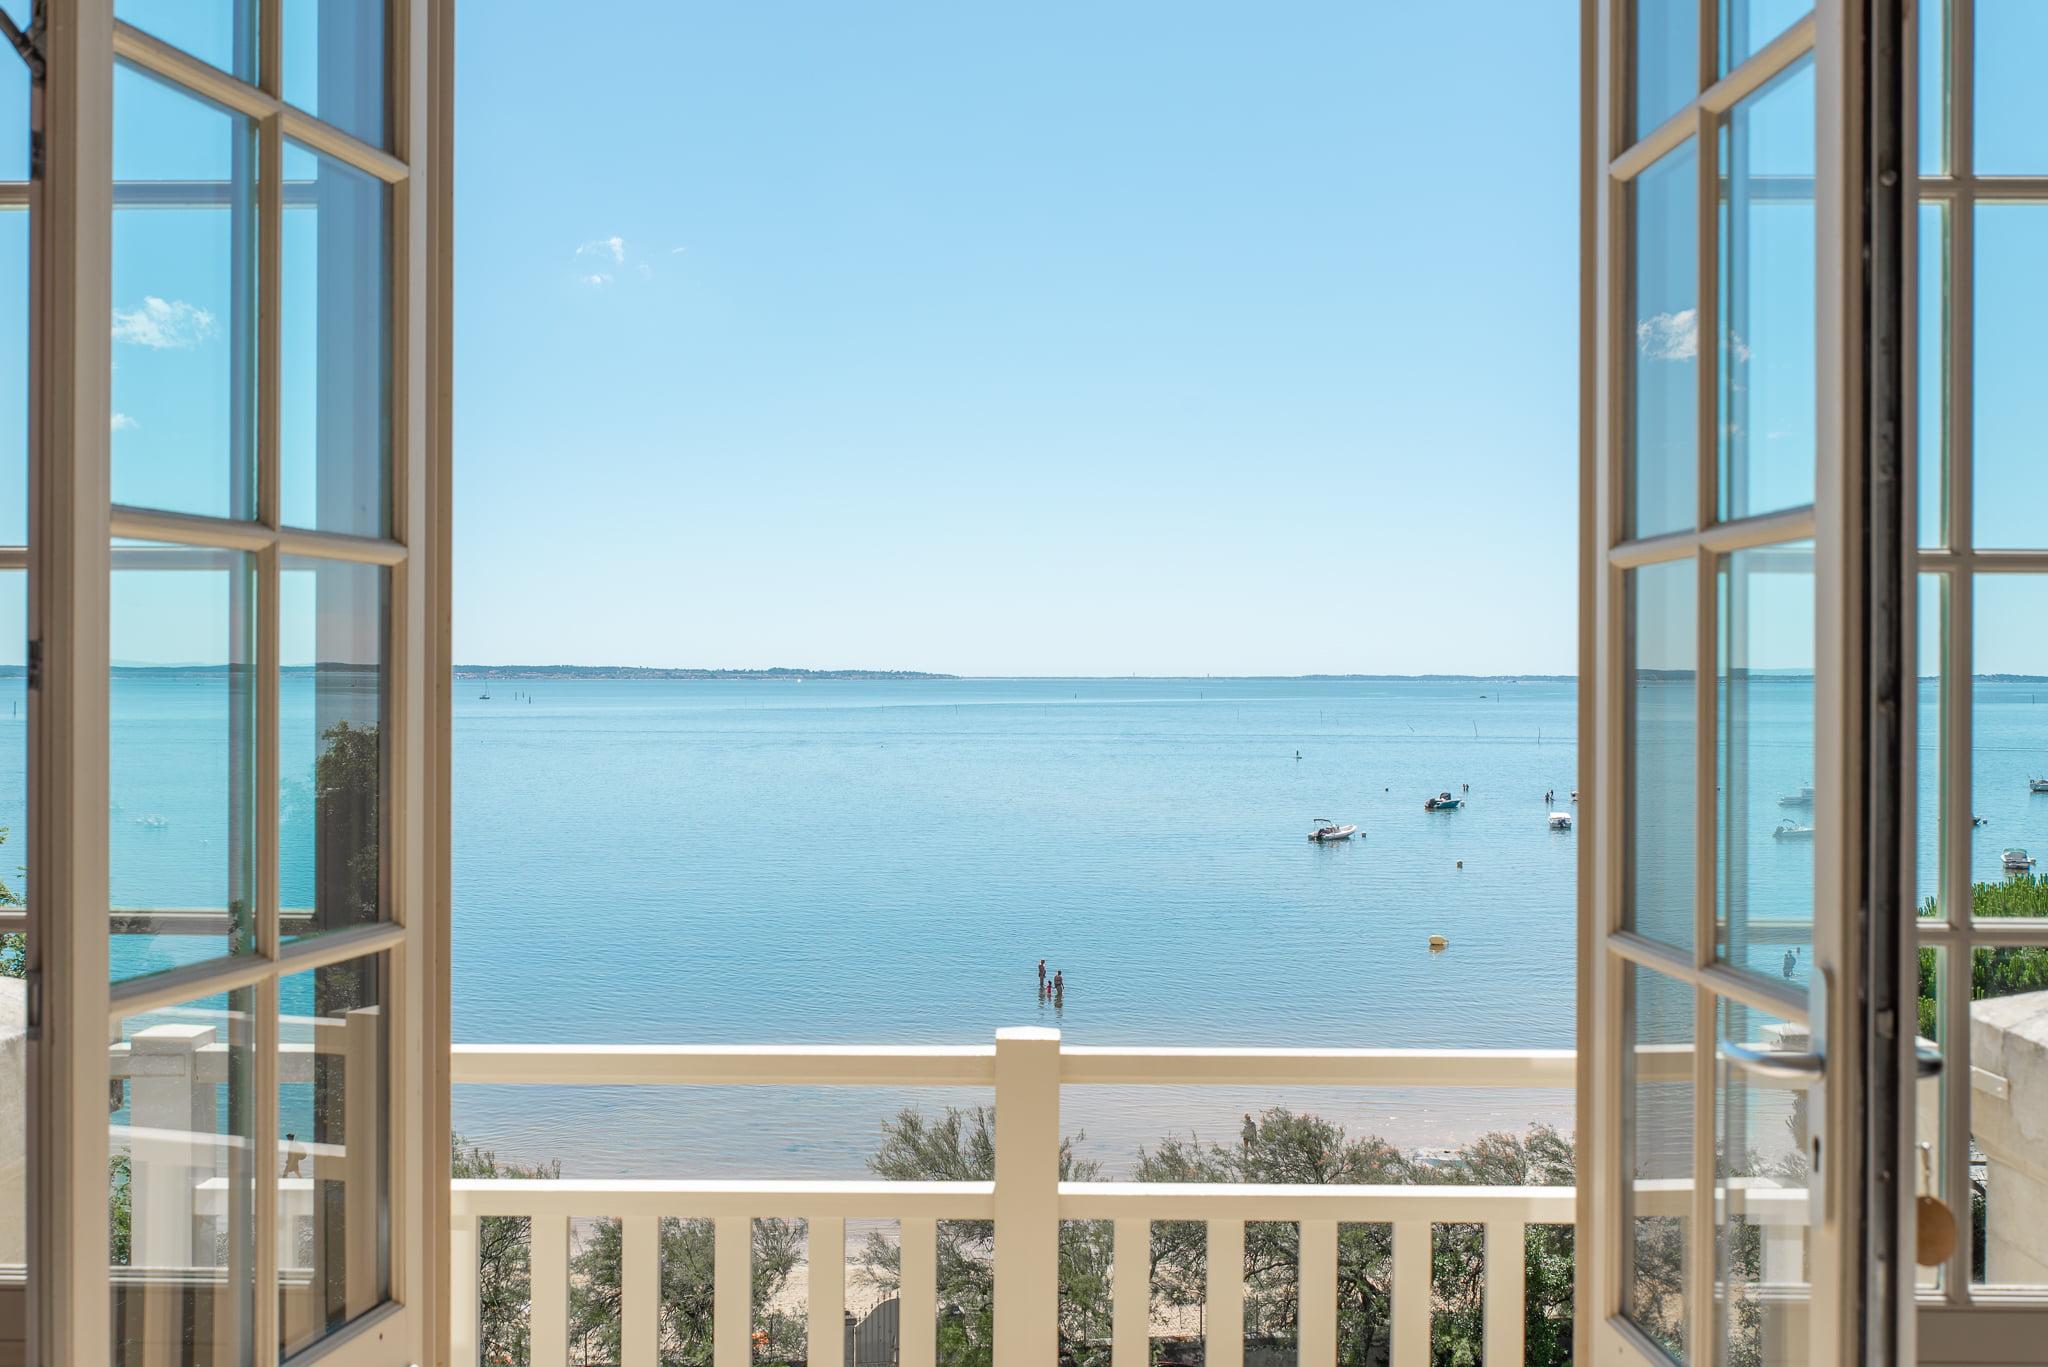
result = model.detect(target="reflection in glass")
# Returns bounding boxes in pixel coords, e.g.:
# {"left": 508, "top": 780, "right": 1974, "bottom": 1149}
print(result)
{"left": 279, "top": 954, "right": 389, "bottom": 1355}
{"left": 1972, "top": 206, "right": 2048, "bottom": 548}
{"left": 113, "top": 64, "right": 259, "bottom": 522}
{"left": 1920, "top": 0, "right": 1947, "bottom": 176}
{"left": 1973, "top": 0, "right": 2048, "bottom": 175}
{"left": 111, "top": 987, "right": 254, "bottom": 1367}
{"left": 1632, "top": 144, "right": 1699, "bottom": 538}
{"left": 1912, "top": 946, "right": 1945, "bottom": 1290}
{"left": 1718, "top": 57, "right": 1815, "bottom": 521}
{"left": 281, "top": 559, "right": 386, "bottom": 941}
{"left": 1968, "top": 946, "right": 2048, "bottom": 1286}
{"left": 0, "top": 211, "right": 23, "bottom": 543}
{"left": 1970, "top": 576, "right": 2048, "bottom": 897}
{"left": 1629, "top": 560, "right": 1697, "bottom": 950}
{"left": 115, "top": 0, "right": 259, "bottom": 83}
{"left": 1717, "top": 543, "right": 1815, "bottom": 977}
{"left": 110, "top": 545, "right": 256, "bottom": 981}
{"left": 1626, "top": 964, "right": 1694, "bottom": 1361}
{"left": 1917, "top": 574, "right": 1943, "bottom": 918}
{"left": 282, "top": 0, "right": 389, "bottom": 150}
{"left": 1918, "top": 201, "right": 1946, "bottom": 549}
{"left": 282, "top": 141, "right": 390, "bottom": 537}
{"left": 1715, "top": 999, "right": 1812, "bottom": 1365}
{"left": 0, "top": 574, "right": 22, "bottom": 1303}
{"left": 1719, "top": 0, "right": 1808, "bottom": 74}
{"left": 1635, "top": 0, "right": 1699, "bottom": 139}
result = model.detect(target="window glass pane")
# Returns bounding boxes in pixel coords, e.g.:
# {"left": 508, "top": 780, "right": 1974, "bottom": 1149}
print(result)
{"left": 1718, "top": 57, "right": 1816, "bottom": 521}
{"left": 1968, "top": 945, "right": 2048, "bottom": 1286}
{"left": 1635, "top": 0, "right": 1699, "bottom": 139}
{"left": 1632, "top": 143, "right": 1699, "bottom": 539}
{"left": 0, "top": 210, "right": 22, "bottom": 544}
{"left": 1912, "top": 945, "right": 1946, "bottom": 1290}
{"left": 1920, "top": 0, "right": 1947, "bottom": 176}
{"left": 1715, "top": 998, "right": 1812, "bottom": 1363}
{"left": 1917, "top": 574, "right": 1944, "bottom": 919}
{"left": 115, "top": 0, "right": 259, "bottom": 84}
{"left": 1717, "top": 543, "right": 1815, "bottom": 978}
{"left": 281, "top": 559, "right": 386, "bottom": 941}
{"left": 113, "top": 64, "right": 258, "bottom": 521}
{"left": 1971, "top": 204, "right": 2048, "bottom": 549}
{"left": 1629, "top": 560, "right": 1697, "bottom": 951}
{"left": 1918, "top": 201, "right": 1946, "bottom": 549}
{"left": 110, "top": 544, "right": 256, "bottom": 981}
{"left": 282, "top": 0, "right": 388, "bottom": 149}
{"left": 278, "top": 953, "right": 389, "bottom": 1355}
{"left": 0, "top": 573, "right": 22, "bottom": 1317}
{"left": 282, "top": 141, "right": 390, "bottom": 537}
{"left": 1720, "top": 0, "right": 1809, "bottom": 73}
{"left": 111, "top": 987, "right": 254, "bottom": 1367}
{"left": 1973, "top": 0, "right": 2048, "bottom": 175}
{"left": 1970, "top": 575, "right": 2048, "bottom": 900}
{"left": 1625, "top": 963, "right": 1693, "bottom": 1361}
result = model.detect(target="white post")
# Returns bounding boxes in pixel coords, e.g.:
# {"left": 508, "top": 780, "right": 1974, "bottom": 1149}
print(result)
{"left": 622, "top": 1215, "right": 658, "bottom": 1367}
{"left": 992, "top": 1027, "right": 1061, "bottom": 1367}
{"left": 1297, "top": 1219, "right": 1337, "bottom": 1367}
{"left": 530, "top": 1213, "right": 569, "bottom": 1367}
{"left": 1112, "top": 1217, "right": 1149, "bottom": 1366}
{"left": 1205, "top": 1220, "right": 1244, "bottom": 1367}
{"left": 127, "top": 1024, "right": 213, "bottom": 1273}
{"left": 899, "top": 1216, "right": 937, "bottom": 1367}
{"left": 1484, "top": 1221, "right": 1525, "bottom": 1366}
{"left": 808, "top": 1217, "right": 846, "bottom": 1367}
{"left": 448, "top": 1214, "right": 477, "bottom": 1367}
{"left": 715, "top": 1215, "right": 750, "bottom": 1367}
{"left": 1391, "top": 1219, "right": 1430, "bottom": 1367}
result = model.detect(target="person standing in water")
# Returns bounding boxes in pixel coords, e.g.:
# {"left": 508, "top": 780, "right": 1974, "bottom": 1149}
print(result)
{"left": 1037, "top": 959, "right": 1047, "bottom": 992}
{"left": 1782, "top": 948, "right": 1797, "bottom": 979}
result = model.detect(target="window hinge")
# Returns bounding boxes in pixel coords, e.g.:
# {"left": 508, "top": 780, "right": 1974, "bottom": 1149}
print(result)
{"left": 26, "top": 637, "right": 40, "bottom": 693}
{"left": 24, "top": 969, "right": 38, "bottom": 1039}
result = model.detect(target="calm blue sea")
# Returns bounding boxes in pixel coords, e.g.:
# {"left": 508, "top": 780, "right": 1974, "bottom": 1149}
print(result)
{"left": 19, "top": 672, "right": 2026, "bottom": 1176}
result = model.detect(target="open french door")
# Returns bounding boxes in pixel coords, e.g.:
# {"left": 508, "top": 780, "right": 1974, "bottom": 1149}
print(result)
{"left": 16, "top": 3, "right": 452, "bottom": 1366}
{"left": 1582, "top": 1, "right": 1900, "bottom": 1364}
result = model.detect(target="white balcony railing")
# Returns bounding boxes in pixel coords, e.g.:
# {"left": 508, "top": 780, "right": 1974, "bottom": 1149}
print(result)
{"left": 449, "top": 1030, "right": 1607, "bottom": 1367}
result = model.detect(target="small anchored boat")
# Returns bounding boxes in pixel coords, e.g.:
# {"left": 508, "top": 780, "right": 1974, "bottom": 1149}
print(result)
{"left": 2003, "top": 847, "right": 2037, "bottom": 874}
{"left": 1548, "top": 811, "right": 1573, "bottom": 831}
{"left": 1424, "top": 792, "right": 1465, "bottom": 812}
{"left": 1308, "top": 818, "right": 1356, "bottom": 843}
{"left": 2030, "top": 777, "right": 2048, "bottom": 794}
{"left": 1773, "top": 820, "right": 1814, "bottom": 841}
{"left": 1778, "top": 784, "right": 1815, "bottom": 808}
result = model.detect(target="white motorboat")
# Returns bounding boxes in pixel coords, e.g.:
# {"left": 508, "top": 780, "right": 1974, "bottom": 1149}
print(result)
{"left": 1424, "top": 792, "right": 1464, "bottom": 811}
{"left": 1548, "top": 812, "right": 1573, "bottom": 831}
{"left": 2030, "top": 777, "right": 2048, "bottom": 794}
{"left": 1308, "top": 819, "right": 1356, "bottom": 843}
{"left": 1778, "top": 784, "right": 1815, "bottom": 808}
{"left": 2003, "top": 848, "right": 2037, "bottom": 874}
{"left": 1773, "top": 820, "right": 1814, "bottom": 841}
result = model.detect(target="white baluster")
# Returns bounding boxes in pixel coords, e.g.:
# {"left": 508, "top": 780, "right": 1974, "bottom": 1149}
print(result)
{"left": 530, "top": 1213, "right": 569, "bottom": 1367}
{"left": 1113, "top": 1217, "right": 1150, "bottom": 1366}
{"left": 808, "top": 1217, "right": 846, "bottom": 1367}
{"left": 1391, "top": 1220, "right": 1430, "bottom": 1367}
{"left": 1298, "top": 1219, "right": 1337, "bottom": 1367}
{"left": 900, "top": 1216, "right": 937, "bottom": 1367}
{"left": 622, "top": 1215, "right": 658, "bottom": 1367}
{"left": 1206, "top": 1220, "right": 1244, "bottom": 1367}
{"left": 1484, "top": 1221, "right": 1525, "bottom": 1366}
{"left": 992, "top": 1027, "right": 1061, "bottom": 1367}
{"left": 449, "top": 1214, "right": 478, "bottom": 1367}
{"left": 716, "top": 1216, "right": 751, "bottom": 1367}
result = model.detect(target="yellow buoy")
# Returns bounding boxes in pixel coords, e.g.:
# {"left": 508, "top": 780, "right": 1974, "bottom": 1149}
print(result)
{"left": 1428, "top": 935, "right": 1448, "bottom": 951}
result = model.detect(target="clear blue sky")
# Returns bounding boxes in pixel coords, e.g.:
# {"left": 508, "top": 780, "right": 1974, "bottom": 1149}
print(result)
{"left": 452, "top": 2, "right": 1582, "bottom": 676}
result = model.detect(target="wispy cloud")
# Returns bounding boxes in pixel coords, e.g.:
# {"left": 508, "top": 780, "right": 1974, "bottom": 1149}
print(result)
{"left": 578, "top": 235, "right": 627, "bottom": 265}
{"left": 577, "top": 273, "right": 612, "bottom": 287}
{"left": 111, "top": 297, "right": 217, "bottom": 349}
{"left": 1635, "top": 308, "right": 1697, "bottom": 362}
{"left": 110, "top": 412, "right": 138, "bottom": 433}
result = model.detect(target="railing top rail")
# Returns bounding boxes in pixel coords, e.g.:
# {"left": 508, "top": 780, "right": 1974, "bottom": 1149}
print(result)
{"left": 450, "top": 1177, "right": 995, "bottom": 1220}
{"left": 449, "top": 1041, "right": 1592, "bottom": 1089}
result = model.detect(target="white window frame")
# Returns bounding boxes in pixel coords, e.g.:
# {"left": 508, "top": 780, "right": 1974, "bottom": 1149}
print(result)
{"left": 19, "top": 3, "right": 451, "bottom": 1365}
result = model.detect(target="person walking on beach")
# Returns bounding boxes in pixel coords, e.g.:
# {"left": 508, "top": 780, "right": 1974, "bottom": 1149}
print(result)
{"left": 1242, "top": 1113, "right": 1257, "bottom": 1149}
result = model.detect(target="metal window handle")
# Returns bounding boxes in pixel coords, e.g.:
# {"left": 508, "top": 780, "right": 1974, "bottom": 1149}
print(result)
{"left": 1719, "top": 1038, "right": 1826, "bottom": 1081}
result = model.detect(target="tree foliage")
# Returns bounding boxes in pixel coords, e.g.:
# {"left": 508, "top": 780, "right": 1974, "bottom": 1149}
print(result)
{"left": 1917, "top": 876, "right": 2048, "bottom": 1039}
